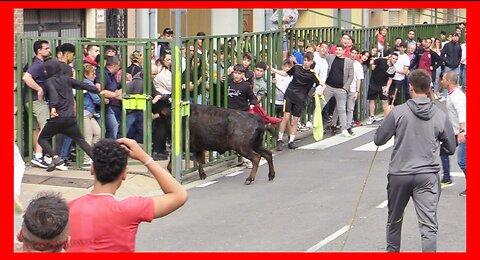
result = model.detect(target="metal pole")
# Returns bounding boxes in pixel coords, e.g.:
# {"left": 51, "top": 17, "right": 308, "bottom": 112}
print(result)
{"left": 172, "top": 9, "right": 182, "bottom": 181}
{"left": 237, "top": 9, "right": 244, "bottom": 63}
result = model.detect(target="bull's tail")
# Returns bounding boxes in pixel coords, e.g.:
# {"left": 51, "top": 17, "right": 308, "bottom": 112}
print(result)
{"left": 265, "top": 125, "right": 277, "bottom": 139}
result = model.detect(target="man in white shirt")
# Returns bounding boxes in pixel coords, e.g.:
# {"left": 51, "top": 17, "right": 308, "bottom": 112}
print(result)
{"left": 439, "top": 71, "right": 466, "bottom": 196}
{"left": 389, "top": 42, "right": 410, "bottom": 105}
{"left": 460, "top": 39, "right": 466, "bottom": 89}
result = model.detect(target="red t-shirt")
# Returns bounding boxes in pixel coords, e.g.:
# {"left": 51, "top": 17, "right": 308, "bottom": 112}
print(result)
{"left": 68, "top": 194, "right": 155, "bottom": 252}
{"left": 418, "top": 50, "right": 433, "bottom": 78}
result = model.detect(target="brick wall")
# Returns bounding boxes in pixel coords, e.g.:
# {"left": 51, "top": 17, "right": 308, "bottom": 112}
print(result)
{"left": 14, "top": 9, "right": 24, "bottom": 68}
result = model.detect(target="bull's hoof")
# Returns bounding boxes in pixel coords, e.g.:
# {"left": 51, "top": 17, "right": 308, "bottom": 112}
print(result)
{"left": 268, "top": 175, "right": 275, "bottom": 181}
{"left": 244, "top": 177, "right": 254, "bottom": 185}
{"left": 199, "top": 173, "right": 207, "bottom": 180}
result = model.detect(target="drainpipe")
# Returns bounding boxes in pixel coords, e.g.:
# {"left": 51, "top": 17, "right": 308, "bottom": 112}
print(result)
{"left": 149, "top": 9, "right": 158, "bottom": 39}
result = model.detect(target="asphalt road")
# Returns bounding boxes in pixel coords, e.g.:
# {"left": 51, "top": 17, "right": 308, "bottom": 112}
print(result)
{"left": 136, "top": 124, "right": 466, "bottom": 252}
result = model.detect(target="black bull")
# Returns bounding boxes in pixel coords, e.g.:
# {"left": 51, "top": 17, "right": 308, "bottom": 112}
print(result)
{"left": 167, "top": 104, "right": 276, "bottom": 185}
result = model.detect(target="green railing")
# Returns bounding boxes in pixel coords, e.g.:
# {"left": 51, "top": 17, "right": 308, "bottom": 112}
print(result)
{"left": 15, "top": 20, "right": 464, "bottom": 180}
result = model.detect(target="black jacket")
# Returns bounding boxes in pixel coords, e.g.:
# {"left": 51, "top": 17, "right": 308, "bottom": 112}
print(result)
{"left": 441, "top": 41, "right": 462, "bottom": 69}
{"left": 44, "top": 60, "right": 99, "bottom": 118}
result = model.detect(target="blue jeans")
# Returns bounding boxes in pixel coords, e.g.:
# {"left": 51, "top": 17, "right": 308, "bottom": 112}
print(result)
{"left": 457, "top": 137, "right": 466, "bottom": 176}
{"left": 440, "top": 150, "right": 451, "bottom": 181}
{"left": 104, "top": 107, "right": 118, "bottom": 139}
{"left": 111, "top": 105, "right": 123, "bottom": 138}
{"left": 126, "top": 110, "right": 143, "bottom": 140}
{"left": 60, "top": 136, "right": 73, "bottom": 161}
{"left": 460, "top": 64, "right": 466, "bottom": 89}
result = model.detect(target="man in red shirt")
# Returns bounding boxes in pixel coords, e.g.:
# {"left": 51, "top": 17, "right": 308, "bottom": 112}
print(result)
{"left": 412, "top": 38, "right": 443, "bottom": 81}
{"left": 68, "top": 138, "right": 188, "bottom": 252}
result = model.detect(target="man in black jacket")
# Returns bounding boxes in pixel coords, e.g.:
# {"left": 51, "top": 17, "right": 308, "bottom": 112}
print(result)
{"left": 38, "top": 59, "right": 103, "bottom": 171}
{"left": 441, "top": 32, "right": 462, "bottom": 75}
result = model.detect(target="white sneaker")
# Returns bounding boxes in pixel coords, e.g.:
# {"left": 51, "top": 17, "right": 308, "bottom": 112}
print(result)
{"left": 366, "top": 116, "right": 375, "bottom": 125}
{"left": 434, "top": 93, "right": 440, "bottom": 100}
{"left": 341, "top": 129, "right": 352, "bottom": 137}
{"left": 56, "top": 164, "right": 68, "bottom": 171}
{"left": 438, "top": 96, "right": 446, "bottom": 102}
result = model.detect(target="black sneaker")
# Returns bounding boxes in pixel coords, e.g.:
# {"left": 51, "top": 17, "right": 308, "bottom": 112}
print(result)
{"left": 330, "top": 125, "right": 338, "bottom": 135}
{"left": 276, "top": 140, "right": 284, "bottom": 151}
{"left": 46, "top": 156, "right": 64, "bottom": 172}
{"left": 288, "top": 141, "right": 297, "bottom": 149}
{"left": 153, "top": 152, "right": 169, "bottom": 161}
{"left": 459, "top": 190, "right": 466, "bottom": 197}
{"left": 347, "top": 128, "right": 355, "bottom": 136}
{"left": 31, "top": 157, "right": 49, "bottom": 168}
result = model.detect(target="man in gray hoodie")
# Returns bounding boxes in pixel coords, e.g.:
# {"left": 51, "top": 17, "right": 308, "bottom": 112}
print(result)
{"left": 374, "top": 69, "right": 456, "bottom": 252}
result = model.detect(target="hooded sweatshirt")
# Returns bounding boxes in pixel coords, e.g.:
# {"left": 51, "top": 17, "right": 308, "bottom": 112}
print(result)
{"left": 44, "top": 60, "right": 99, "bottom": 118}
{"left": 374, "top": 97, "right": 456, "bottom": 175}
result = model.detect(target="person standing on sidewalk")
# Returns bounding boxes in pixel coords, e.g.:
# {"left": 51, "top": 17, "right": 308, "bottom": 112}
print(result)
{"left": 374, "top": 69, "right": 456, "bottom": 252}
{"left": 271, "top": 52, "right": 321, "bottom": 149}
{"left": 38, "top": 59, "right": 102, "bottom": 172}
{"left": 23, "top": 40, "right": 51, "bottom": 168}
{"left": 439, "top": 71, "right": 467, "bottom": 196}
{"left": 67, "top": 138, "right": 188, "bottom": 252}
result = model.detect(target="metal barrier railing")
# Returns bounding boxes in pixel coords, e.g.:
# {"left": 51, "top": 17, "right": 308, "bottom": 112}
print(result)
{"left": 15, "top": 21, "right": 463, "bottom": 179}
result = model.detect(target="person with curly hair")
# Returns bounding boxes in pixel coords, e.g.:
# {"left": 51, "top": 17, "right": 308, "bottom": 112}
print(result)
{"left": 67, "top": 138, "right": 188, "bottom": 252}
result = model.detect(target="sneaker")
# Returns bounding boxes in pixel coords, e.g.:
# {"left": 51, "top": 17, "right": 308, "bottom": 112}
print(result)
{"left": 341, "top": 129, "right": 352, "bottom": 137}
{"left": 440, "top": 180, "right": 454, "bottom": 188}
{"left": 459, "top": 190, "right": 466, "bottom": 197}
{"left": 276, "top": 140, "right": 284, "bottom": 151}
{"left": 434, "top": 93, "right": 440, "bottom": 100}
{"left": 47, "top": 156, "right": 65, "bottom": 172}
{"left": 438, "top": 96, "right": 446, "bottom": 102}
{"left": 31, "top": 157, "right": 49, "bottom": 168}
{"left": 56, "top": 164, "right": 68, "bottom": 171}
{"left": 288, "top": 141, "right": 297, "bottom": 149}
{"left": 366, "top": 116, "right": 376, "bottom": 125}
{"left": 83, "top": 159, "right": 93, "bottom": 165}
{"left": 153, "top": 152, "right": 169, "bottom": 161}
{"left": 330, "top": 125, "right": 338, "bottom": 135}
{"left": 347, "top": 128, "right": 355, "bottom": 136}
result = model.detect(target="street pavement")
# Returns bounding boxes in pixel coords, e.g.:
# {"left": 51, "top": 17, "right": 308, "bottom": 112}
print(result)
{"left": 133, "top": 124, "right": 466, "bottom": 252}
{"left": 14, "top": 117, "right": 466, "bottom": 252}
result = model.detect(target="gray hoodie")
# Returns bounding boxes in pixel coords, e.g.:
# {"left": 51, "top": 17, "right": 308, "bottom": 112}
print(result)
{"left": 374, "top": 97, "right": 456, "bottom": 175}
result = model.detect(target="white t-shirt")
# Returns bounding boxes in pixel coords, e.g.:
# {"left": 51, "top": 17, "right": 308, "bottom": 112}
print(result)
{"left": 446, "top": 87, "right": 466, "bottom": 135}
{"left": 349, "top": 61, "right": 364, "bottom": 93}
{"left": 393, "top": 53, "right": 410, "bottom": 81}
{"left": 274, "top": 73, "right": 293, "bottom": 105}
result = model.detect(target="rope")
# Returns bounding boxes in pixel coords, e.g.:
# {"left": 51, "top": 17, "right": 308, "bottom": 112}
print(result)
{"left": 341, "top": 88, "right": 397, "bottom": 251}
{"left": 340, "top": 146, "right": 379, "bottom": 251}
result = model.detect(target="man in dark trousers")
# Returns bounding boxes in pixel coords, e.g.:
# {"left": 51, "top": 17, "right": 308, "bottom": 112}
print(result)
{"left": 374, "top": 69, "right": 456, "bottom": 252}
{"left": 38, "top": 59, "right": 103, "bottom": 172}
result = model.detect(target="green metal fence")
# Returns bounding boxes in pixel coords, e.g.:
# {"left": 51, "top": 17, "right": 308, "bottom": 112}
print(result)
{"left": 15, "top": 21, "right": 463, "bottom": 180}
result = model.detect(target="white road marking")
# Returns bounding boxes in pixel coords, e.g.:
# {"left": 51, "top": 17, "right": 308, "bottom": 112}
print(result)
{"left": 353, "top": 138, "right": 395, "bottom": 152}
{"left": 259, "top": 159, "right": 267, "bottom": 166}
{"left": 376, "top": 200, "right": 388, "bottom": 209}
{"left": 195, "top": 181, "right": 218, "bottom": 188}
{"left": 450, "top": 172, "right": 465, "bottom": 177}
{"left": 305, "top": 225, "right": 351, "bottom": 252}
{"left": 299, "top": 126, "right": 377, "bottom": 150}
{"left": 226, "top": 171, "right": 243, "bottom": 177}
